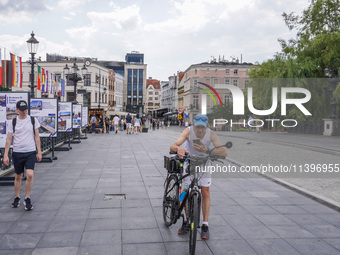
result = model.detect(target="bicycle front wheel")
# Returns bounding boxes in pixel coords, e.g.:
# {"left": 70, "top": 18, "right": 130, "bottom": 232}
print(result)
{"left": 189, "top": 193, "right": 199, "bottom": 255}
{"left": 162, "top": 175, "right": 179, "bottom": 226}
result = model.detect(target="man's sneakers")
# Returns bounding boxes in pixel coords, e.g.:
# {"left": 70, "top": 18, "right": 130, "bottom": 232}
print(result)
{"left": 178, "top": 223, "right": 190, "bottom": 235}
{"left": 178, "top": 223, "right": 210, "bottom": 239}
{"left": 24, "top": 197, "right": 33, "bottom": 211}
{"left": 12, "top": 197, "right": 20, "bottom": 208}
{"left": 201, "top": 224, "right": 210, "bottom": 239}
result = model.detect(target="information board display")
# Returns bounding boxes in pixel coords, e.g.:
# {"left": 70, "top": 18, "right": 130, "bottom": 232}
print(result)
{"left": 72, "top": 104, "right": 82, "bottom": 128}
{"left": 58, "top": 102, "right": 73, "bottom": 132}
{"left": 30, "top": 98, "right": 58, "bottom": 137}
{"left": 81, "top": 106, "right": 89, "bottom": 127}
{"left": 0, "top": 92, "right": 29, "bottom": 148}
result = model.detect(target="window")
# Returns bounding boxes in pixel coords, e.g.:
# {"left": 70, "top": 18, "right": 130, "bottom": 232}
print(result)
{"left": 84, "top": 74, "right": 91, "bottom": 86}
{"left": 95, "top": 93, "right": 97, "bottom": 103}
{"left": 155, "top": 92, "right": 159, "bottom": 95}
{"left": 193, "top": 95, "right": 199, "bottom": 110}
{"left": 67, "top": 92, "right": 74, "bottom": 102}
{"left": 155, "top": 97, "right": 158, "bottom": 101}
{"left": 149, "top": 91, "right": 153, "bottom": 95}
{"left": 233, "top": 79, "right": 238, "bottom": 86}
{"left": 224, "top": 78, "right": 230, "bottom": 85}
{"left": 226, "top": 69, "right": 230, "bottom": 75}
{"left": 224, "top": 94, "right": 230, "bottom": 103}
{"left": 207, "top": 68, "right": 209, "bottom": 74}
{"left": 67, "top": 76, "right": 74, "bottom": 86}
{"left": 215, "top": 69, "right": 218, "bottom": 74}
{"left": 148, "top": 97, "right": 152, "bottom": 101}
{"left": 234, "top": 69, "right": 238, "bottom": 75}
{"left": 148, "top": 102, "right": 153, "bottom": 106}
{"left": 195, "top": 69, "right": 197, "bottom": 74}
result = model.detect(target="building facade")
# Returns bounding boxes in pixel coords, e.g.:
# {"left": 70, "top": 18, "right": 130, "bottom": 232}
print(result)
{"left": 146, "top": 78, "right": 161, "bottom": 113}
{"left": 114, "top": 73, "right": 124, "bottom": 112}
{"left": 182, "top": 61, "right": 253, "bottom": 122}
{"left": 123, "top": 52, "right": 147, "bottom": 115}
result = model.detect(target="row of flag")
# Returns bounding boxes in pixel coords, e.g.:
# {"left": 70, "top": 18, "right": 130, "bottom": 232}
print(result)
{"left": 0, "top": 49, "right": 22, "bottom": 88}
{"left": 36, "top": 65, "right": 66, "bottom": 97}
{"left": 0, "top": 48, "right": 65, "bottom": 97}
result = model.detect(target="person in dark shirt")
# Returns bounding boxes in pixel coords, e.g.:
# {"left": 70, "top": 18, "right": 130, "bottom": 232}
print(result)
{"left": 126, "top": 113, "right": 132, "bottom": 134}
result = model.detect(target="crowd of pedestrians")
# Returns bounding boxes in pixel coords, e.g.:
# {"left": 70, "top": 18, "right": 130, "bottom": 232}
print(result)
{"left": 89, "top": 114, "right": 172, "bottom": 134}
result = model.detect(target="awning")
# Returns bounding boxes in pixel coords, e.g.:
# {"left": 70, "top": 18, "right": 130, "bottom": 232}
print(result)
{"left": 163, "top": 112, "right": 178, "bottom": 116}
{"left": 107, "top": 110, "right": 136, "bottom": 117}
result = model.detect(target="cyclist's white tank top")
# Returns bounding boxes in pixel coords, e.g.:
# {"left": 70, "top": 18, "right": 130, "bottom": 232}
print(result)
{"left": 184, "top": 127, "right": 211, "bottom": 156}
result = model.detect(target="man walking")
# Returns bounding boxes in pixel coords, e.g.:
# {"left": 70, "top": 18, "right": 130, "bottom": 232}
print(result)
{"left": 3, "top": 100, "right": 42, "bottom": 211}
{"left": 126, "top": 113, "right": 132, "bottom": 134}
{"left": 113, "top": 115, "right": 120, "bottom": 134}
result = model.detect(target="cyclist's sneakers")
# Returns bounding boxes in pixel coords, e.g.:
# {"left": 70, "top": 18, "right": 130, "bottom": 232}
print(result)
{"left": 201, "top": 224, "right": 210, "bottom": 239}
{"left": 178, "top": 224, "right": 190, "bottom": 235}
{"left": 24, "top": 197, "right": 33, "bottom": 211}
{"left": 12, "top": 197, "right": 20, "bottom": 208}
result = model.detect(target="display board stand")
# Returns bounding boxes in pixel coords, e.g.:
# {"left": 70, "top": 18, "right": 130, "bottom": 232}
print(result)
{"left": 40, "top": 137, "right": 58, "bottom": 163}
{"left": 55, "top": 132, "right": 72, "bottom": 151}
{"left": 80, "top": 126, "right": 88, "bottom": 139}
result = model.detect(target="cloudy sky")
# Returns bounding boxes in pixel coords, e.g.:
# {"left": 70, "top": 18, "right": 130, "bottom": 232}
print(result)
{"left": 0, "top": 0, "right": 308, "bottom": 81}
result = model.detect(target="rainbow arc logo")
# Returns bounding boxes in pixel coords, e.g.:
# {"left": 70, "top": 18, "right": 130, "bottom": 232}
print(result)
{"left": 197, "top": 82, "right": 223, "bottom": 106}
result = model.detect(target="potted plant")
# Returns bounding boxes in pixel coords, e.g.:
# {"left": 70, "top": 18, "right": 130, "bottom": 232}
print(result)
{"left": 142, "top": 127, "right": 149, "bottom": 133}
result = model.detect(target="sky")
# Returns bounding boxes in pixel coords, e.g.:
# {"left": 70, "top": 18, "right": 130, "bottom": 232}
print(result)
{"left": 0, "top": 0, "right": 309, "bottom": 81}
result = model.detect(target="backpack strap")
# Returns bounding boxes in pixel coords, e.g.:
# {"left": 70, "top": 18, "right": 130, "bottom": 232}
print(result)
{"left": 12, "top": 117, "right": 17, "bottom": 133}
{"left": 31, "top": 116, "right": 35, "bottom": 136}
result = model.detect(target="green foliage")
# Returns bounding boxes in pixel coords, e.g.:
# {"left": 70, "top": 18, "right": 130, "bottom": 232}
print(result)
{"left": 0, "top": 86, "right": 11, "bottom": 91}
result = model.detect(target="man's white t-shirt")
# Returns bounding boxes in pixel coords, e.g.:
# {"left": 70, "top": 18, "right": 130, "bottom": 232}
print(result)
{"left": 7, "top": 116, "right": 40, "bottom": 153}
{"left": 113, "top": 116, "right": 120, "bottom": 125}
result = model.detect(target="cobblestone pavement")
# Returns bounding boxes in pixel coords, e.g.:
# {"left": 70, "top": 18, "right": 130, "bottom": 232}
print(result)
{"left": 0, "top": 127, "right": 339, "bottom": 255}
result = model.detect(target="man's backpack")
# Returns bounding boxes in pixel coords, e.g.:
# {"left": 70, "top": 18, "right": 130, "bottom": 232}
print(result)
{"left": 12, "top": 116, "right": 36, "bottom": 135}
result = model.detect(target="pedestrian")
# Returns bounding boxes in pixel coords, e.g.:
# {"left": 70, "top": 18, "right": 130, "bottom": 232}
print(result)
{"left": 185, "top": 120, "right": 189, "bottom": 127}
{"left": 91, "top": 115, "right": 96, "bottom": 133}
{"left": 105, "top": 117, "right": 110, "bottom": 134}
{"left": 256, "top": 119, "right": 261, "bottom": 133}
{"left": 152, "top": 119, "right": 156, "bottom": 131}
{"left": 99, "top": 115, "right": 104, "bottom": 133}
{"left": 248, "top": 115, "right": 254, "bottom": 132}
{"left": 161, "top": 120, "right": 164, "bottom": 128}
{"left": 126, "top": 113, "right": 132, "bottom": 134}
{"left": 113, "top": 115, "right": 120, "bottom": 134}
{"left": 134, "top": 114, "right": 141, "bottom": 134}
{"left": 3, "top": 100, "right": 42, "bottom": 211}
{"left": 168, "top": 120, "right": 170, "bottom": 128}
{"left": 121, "top": 118, "right": 124, "bottom": 131}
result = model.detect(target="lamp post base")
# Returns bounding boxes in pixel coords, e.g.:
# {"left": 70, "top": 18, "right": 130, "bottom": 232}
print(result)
{"left": 323, "top": 119, "right": 335, "bottom": 136}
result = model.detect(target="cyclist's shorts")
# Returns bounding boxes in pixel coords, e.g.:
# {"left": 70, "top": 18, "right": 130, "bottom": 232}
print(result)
{"left": 182, "top": 173, "right": 212, "bottom": 187}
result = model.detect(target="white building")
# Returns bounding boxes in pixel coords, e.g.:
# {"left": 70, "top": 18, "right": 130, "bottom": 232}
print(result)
{"left": 114, "top": 73, "right": 124, "bottom": 112}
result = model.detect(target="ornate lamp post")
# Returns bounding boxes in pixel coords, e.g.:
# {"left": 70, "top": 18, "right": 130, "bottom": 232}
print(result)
{"left": 26, "top": 31, "right": 39, "bottom": 98}
{"left": 63, "top": 62, "right": 87, "bottom": 104}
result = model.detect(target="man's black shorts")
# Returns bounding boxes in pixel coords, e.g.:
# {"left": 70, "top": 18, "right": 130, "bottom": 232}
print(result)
{"left": 12, "top": 151, "right": 36, "bottom": 175}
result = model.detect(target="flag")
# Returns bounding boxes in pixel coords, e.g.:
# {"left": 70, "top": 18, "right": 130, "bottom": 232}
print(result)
{"left": 0, "top": 49, "right": 2, "bottom": 86}
{"left": 61, "top": 78, "right": 65, "bottom": 97}
{"left": 37, "top": 65, "right": 41, "bottom": 90}
{"left": 9, "top": 53, "right": 16, "bottom": 87}
{"left": 50, "top": 72, "right": 53, "bottom": 94}
{"left": 46, "top": 70, "right": 48, "bottom": 93}
{"left": 58, "top": 76, "right": 61, "bottom": 96}
{"left": 41, "top": 67, "right": 45, "bottom": 92}
{"left": 17, "top": 56, "right": 22, "bottom": 88}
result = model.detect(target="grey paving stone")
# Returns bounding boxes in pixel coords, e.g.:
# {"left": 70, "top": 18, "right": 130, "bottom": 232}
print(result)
{"left": 285, "top": 213, "right": 328, "bottom": 225}
{"left": 267, "top": 225, "right": 316, "bottom": 238}
{"left": 85, "top": 218, "right": 122, "bottom": 231}
{"left": 47, "top": 219, "right": 86, "bottom": 233}
{"left": 323, "top": 238, "right": 340, "bottom": 251}
{"left": 77, "top": 245, "right": 122, "bottom": 255}
{"left": 316, "top": 213, "right": 340, "bottom": 227}
{"left": 123, "top": 242, "right": 167, "bottom": 255}
{"left": 122, "top": 229, "right": 163, "bottom": 244}
{"left": 32, "top": 247, "right": 78, "bottom": 255}
{"left": 55, "top": 208, "right": 90, "bottom": 220}
{"left": 0, "top": 221, "right": 15, "bottom": 234}
{"left": 8, "top": 220, "right": 50, "bottom": 234}
{"left": 233, "top": 225, "right": 280, "bottom": 239}
{"left": 37, "top": 231, "right": 82, "bottom": 248}
{"left": 242, "top": 205, "right": 279, "bottom": 215}
{"left": 303, "top": 224, "right": 340, "bottom": 238}
{"left": 165, "top": 241, "right": 213, "bottom": 255}
{"left": 88, "top": 208, "right": 121, "bottom": 219}
{"left": 0, "top": 233, "right": 42, "bottom": 249}
{"left": 122, "top": 216, "right": 158, "bottom": 230}
{"left": 247, "top": 238, "right": 301, "bottom": 255}
{"left": 80, "top": 230, "right": 121, "bottom": 246}
{"left": 285, "top": 238, "right": 340, "bottom": 255}
{"left": 271, "top": 205, "right": 307, "bottom": 214}
{"left": 122, "top": 207, "right": 154, "bottom": 217}
{"left": 0, "top": 249, "right": 33, "bottom": 255}
{"left": 254, "top": 214, "right": 296, "bottom": 226}
{"left": 206, "top": 239, "right": 258, "bottom": 255}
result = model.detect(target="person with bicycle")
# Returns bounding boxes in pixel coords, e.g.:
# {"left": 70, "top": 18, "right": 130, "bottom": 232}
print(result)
{"left": 170, "top": 113, "right": 227, "bottom": 239}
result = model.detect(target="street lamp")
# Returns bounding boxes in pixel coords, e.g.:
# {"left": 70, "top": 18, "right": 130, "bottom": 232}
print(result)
{"left": 324, "top": 67, "right": 339, "bottom": 119}
{"left": 26, "top": 31, "right": 39, "bottom": 98}
{"left": 64, "top": 62, "right": 87, "bottom": 104}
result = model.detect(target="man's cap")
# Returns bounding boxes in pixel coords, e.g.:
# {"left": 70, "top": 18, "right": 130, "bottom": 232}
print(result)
{"left": 193, "top": 114, "right": 208, "bottom": 127}
{"left": 16, "top": 100, "right": 28, "bottom": 111}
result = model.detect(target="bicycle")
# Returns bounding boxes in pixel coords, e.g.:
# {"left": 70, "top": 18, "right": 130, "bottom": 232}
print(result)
{"left": 162, "top": 142, "right": 232, "bottom": 255}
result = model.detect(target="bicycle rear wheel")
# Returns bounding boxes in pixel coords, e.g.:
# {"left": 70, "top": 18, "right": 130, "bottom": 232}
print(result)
{"left": 189, "top": 193, "right": 199, "bottom": 255}
{"left": 162, "top": 174, "right": 179, "bottom": 226}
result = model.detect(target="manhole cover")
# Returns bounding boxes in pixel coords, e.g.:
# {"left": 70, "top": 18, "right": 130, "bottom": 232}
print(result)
{"left": 104, "top": 194, "right": 126, "bottom": 200}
